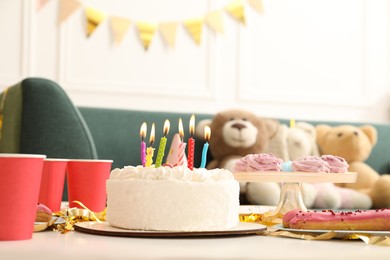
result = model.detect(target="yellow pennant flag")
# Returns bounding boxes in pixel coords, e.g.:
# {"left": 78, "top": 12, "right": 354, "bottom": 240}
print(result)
{"left": 247, "top": 0, "right": 264, "bottom": 14}
{"left": 110, "top": 16, "right": 131, "bottom": 45}
{"left": 225, "top": 0, "right": 246, "bottom": 25}
{"left": 184, "top": 18, "right": 203, "bottom": 45}
{"left": 58, "top": 0, "right": 81, "bottom": 24}
{"left": 85, "top": 7, "right": 106, "bottom": 37}
{"left": 159, "top": 22, "right": 178, "bottom": 48}
{"left": 205, "top": 10, "right": 224, "bottom": 34}
{"left": 136, "top": 22, "right": 158, "bottom": 50}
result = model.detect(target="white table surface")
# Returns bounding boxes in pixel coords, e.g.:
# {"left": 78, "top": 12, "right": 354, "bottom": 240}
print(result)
{"left": 1, "top": 227, "right": 389, "bottom": 260}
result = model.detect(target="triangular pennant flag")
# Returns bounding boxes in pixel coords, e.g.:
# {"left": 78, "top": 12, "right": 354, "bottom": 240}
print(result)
{"left": 85, "top": 7, "right": 106, "bottom": 37}
{"left": 225, "top": 0, "right": 246, "bottom": 25}
{"left": 205, "top": 10, "right": 224, "bottom": 34}
{"left": 159, "top": 22, "right": 178, "bottom": 48}
{"left": 247, "top": 0, "right": 264, "bottom": 14}
{"left": 58, "top": 0, "right": 81, "bottom": 24}
{"left": 36, "top": 0, "right": 49, "bottom": 12}
{"left": 136, "top": 22, "right": 158, "bottom": 50}
{"left": 110, "top": 16, "right": 131, "bottom": 45}
{"left": 184, "top": 18, "right": 203, "bottom": 45}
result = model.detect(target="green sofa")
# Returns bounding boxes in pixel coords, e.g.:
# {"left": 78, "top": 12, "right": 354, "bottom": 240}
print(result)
{"left": 1, "top": 78, "right": 390, "bottom": 201}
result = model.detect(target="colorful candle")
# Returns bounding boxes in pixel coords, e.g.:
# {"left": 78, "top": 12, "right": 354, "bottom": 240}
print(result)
{"left": 177, "top": 118, "right": 187, "bottom": 166}
{"left": 155, "top": 120, "right": 170, "bottom": 168}
{"left": 145, "top": 123, "right": 155, "bottom": 167}
{"left": 290, "top": 119, "right": 295, "bottom": 128}
{"left": 187, "top": 114, "right": 195, "bottom": 170}
{"left": 140, "top": 122, "right": 147, "bottom": 166}
{"left": 200, "top": 126, "right": 211, "bottom": 168}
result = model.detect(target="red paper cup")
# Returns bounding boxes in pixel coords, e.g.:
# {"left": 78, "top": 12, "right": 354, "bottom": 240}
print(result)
{"left": 0, "top": 154, "right": 46, "bottom": 241}
{"left": 38, "top": 159, "right": 69, "bottom": 212}
{"left": 67, "top": 159, "right": 113, "bottom": 212}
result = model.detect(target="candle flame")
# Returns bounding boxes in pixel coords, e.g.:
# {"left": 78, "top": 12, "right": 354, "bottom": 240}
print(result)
{"left": 140, "top": 122, "right": 147, "bottom": 140}
{"left": 163, "top": 120, "right": 170, "bottom": 136}
{"left": 204, "top": 126, "right": 211, "bottom": 141}
{"left": 149, "top": 123, "right": 155, "bottom": 145}
{"left": 189, "top": 114, "right": 195, "bottom": 136}
{"left": 178, "top": 118, "right": 184, "bottom": 138}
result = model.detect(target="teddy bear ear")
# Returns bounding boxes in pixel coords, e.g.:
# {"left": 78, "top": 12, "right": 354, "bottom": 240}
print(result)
{"left": 360, "top": 125, "right": 378, "bottom": 146}
{"left": 296, "top": 122, "right": 316, "bottom": 138}
{"left": 195, "top": 119, "right": 212, "bottom": 139}
{"left": 316, "top": 124, "right": 332, "bottom": 147}
{"left": 263, "top": 118, "right": 280, "bottom": 139}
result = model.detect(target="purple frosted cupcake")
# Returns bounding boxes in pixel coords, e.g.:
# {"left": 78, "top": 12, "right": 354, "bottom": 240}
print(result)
{"left": 233, "top": 153, "right": 283, "bottom": 172}
{"left": 292, "top": 156, "right": 330, "bottom": 173}
{"left": 321, "top": 155, "right": 349, "bottom": 173}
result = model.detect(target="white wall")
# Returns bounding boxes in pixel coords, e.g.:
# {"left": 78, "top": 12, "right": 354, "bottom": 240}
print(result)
{"left": 1, "top": 0, "right": 390, "bottom": 123}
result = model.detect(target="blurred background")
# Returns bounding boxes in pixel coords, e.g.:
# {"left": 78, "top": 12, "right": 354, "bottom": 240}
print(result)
{"left": 1, "top": 0, "right": 389, "bottom": 122}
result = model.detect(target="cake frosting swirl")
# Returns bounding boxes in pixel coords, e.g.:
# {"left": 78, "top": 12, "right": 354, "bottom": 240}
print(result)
{"left": 320, "top": 155, "right": 349, "bottom": 173}
{"left": 233, "top": 153, "right": 284, "bottom": 172}
{"left": 292, "top": 156, "right": 330, "bottom": 172}
{"left": 106, "top": 165, "right": 240, "bottom": 231}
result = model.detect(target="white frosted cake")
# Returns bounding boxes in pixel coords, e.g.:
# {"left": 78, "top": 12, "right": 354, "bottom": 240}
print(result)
{"left": 106, "top": 165, "right": 240, "bottom": 231}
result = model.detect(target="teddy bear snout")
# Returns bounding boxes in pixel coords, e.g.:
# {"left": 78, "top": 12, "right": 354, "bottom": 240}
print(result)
{"left": 232, "top": 123, "right": 246, "bottom": 131}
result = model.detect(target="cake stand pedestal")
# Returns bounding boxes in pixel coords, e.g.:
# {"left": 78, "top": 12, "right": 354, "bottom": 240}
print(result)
{"left": 233, "top": 172, "right": 357, "bottom": 223}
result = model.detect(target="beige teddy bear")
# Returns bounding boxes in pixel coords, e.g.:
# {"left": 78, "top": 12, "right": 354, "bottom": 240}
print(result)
{"left": 196, "top": 109, "right": 280, "bottom": 205}
{"left": 316, "top": 124, "right": 390, "bottom": 208}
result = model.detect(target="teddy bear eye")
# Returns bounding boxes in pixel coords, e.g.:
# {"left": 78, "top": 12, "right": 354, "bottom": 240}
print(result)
{"left": 242, "top": 118, "right": 247, "bottom": 121}
{"left": 337, "top": 133, "right": 343, "bottom": 137}
{"left": 230, "top": 118, "right": 235, "bottom": 121}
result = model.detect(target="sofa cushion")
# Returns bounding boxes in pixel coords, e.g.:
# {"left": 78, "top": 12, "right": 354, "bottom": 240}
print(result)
{"left": 0, "top": 82, "right": 23, "bottom": 152}
{"left": 19, "top": 78, "right": 98, "bottom": 159}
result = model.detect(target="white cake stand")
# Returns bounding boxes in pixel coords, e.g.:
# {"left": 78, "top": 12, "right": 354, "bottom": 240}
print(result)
{"left": 233, "top": 172, "right": 357, "bottom": 223}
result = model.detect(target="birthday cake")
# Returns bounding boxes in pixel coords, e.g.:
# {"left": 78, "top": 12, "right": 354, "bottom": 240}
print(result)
{"left": 106, "top": 165, "right": 240, "bottom": 231}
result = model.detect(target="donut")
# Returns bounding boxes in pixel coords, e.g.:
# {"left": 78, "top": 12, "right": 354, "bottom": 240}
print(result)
{"left": 233, "top": 153, "right": 283, "bottom": 172}
{"left": 283, "top": 209, "right": 390, "bottom": 231}
{"left": 35, "top": 203, "right": 52, "bottom": 222}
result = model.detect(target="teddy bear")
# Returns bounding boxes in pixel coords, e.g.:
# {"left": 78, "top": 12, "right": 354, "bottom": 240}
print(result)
{"left": 316, "top": 124, "right": 390, "bottom": 209}
{"left": 254, "top": 121, "right": 371, "bottom": 209}
{"left": 196, "top": 109, "right": 281, "bottom": 205}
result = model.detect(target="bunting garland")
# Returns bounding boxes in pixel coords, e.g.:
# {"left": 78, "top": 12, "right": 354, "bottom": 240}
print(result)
{"left": 45, "top": 0, "right": 264, "bottom": 50}
{"left": 85, "top": 7, "right": 106, "bottom": 37}
{"left": 184, "top": 18, "right": 204, "bottom": 45}
{"left": 225, "top": 0, "right": 246, "bottom": 25}
{"left": 136, "top": 22, "right": 158, "bottom": 50}
{"left": 110, "top": 16, "right": 131, "bottom": 45}
{"left": 159, "top": 22, "right": 178, "bottom": 48}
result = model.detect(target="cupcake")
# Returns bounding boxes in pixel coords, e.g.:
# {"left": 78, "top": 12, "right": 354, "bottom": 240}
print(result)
{"left": 292, "top": 156, "right": 330, "bottom": 172}
{"left": 233, "top": 153, "right": 283, "bottom": 172}
{"left": 321, "top": 155, "right": 349, "bottom": 173}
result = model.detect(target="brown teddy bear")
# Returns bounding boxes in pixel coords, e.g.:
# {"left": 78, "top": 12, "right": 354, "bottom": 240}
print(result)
{"left": 316, "top": 124, "right": 390, "bottom": 208}
{"left": 196, "top": 109, "right": 280, "bottom": 204}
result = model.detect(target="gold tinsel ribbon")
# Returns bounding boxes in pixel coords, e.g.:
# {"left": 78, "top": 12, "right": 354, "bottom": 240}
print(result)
{"left": 52, "top": 201, "right": 106, "bottom": 234}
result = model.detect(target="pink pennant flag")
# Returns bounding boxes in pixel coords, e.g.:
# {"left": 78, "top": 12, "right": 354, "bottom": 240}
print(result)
{"left": 36, "top": 0, "right": 50, "bottom": 12}
{"left": 58, "top": 0, "right": 81, "bottom": 24}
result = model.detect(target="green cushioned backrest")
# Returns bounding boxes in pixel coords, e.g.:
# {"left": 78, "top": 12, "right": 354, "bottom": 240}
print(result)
{"left": 19, "top": 78, "right": 98, "bottom": 160}
{"left": 79, "top": 107, "right": 212, "bottom": 169}
{"left": 0, "top": 83, "right": 23, "bottom": 152}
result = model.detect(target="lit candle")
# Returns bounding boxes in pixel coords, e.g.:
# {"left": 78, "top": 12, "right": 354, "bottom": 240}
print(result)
{"left": 140, "top": 122, "right": 147, "bottom": 166}
{"left": 145, "top": 123, "right": 155, "bottom": 167}
{"left": 200, "top": 126, "right": 211, "bottom": 168}
{"left": 290, "top": 119, "right": 295, "bottom": 128}
{"left": 187, "top": 114, "right": 195, "bottom": 170}
{"left": 155, "top": 120, "right": 170, "bottom": 168}
{"left": 177, "top": 118, "right": 187, "bottom": 166}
